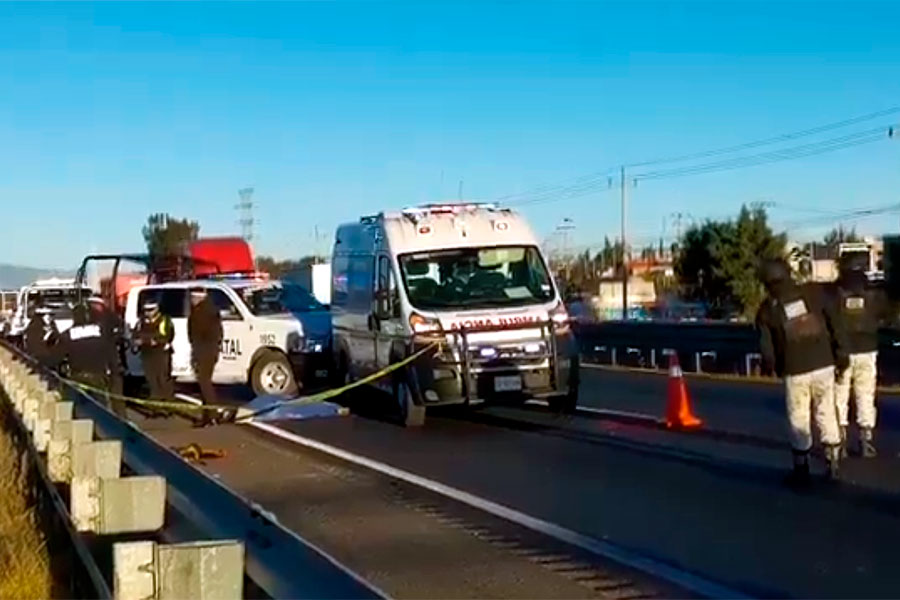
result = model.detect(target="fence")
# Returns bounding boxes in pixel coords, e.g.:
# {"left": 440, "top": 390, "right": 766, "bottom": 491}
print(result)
{"left": 574, "top": 321, "right": 900, "bottom": 385}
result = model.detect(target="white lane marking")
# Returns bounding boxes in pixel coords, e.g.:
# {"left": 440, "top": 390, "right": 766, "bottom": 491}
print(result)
{"left": 169, "top": 392, "right": 387, "bottom": 599}
{"left": 248, "top": 420, "right": 749, "bottom": 599}
{"left": 526, "top": 399, "right": 662, "bottom": 423}
{"left": 176, "top": 392, "right": 202, "bottom": 405}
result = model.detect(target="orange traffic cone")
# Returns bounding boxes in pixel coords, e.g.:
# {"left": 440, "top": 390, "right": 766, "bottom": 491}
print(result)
{"left": 665, "top": 353, "right": 703, "bottom": 429}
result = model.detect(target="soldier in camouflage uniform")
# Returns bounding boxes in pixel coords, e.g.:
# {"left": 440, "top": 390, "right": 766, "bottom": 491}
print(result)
{"left": 829, "top": 263, "right": 889, "bottom": 458}
{"left": 756, "top": 259, "right": 849, "bottom": 485}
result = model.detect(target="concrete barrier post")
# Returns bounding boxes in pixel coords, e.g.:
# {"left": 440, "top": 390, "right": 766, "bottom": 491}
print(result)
{"left": 114, "top": 540, "right": 244, "bottom": 600}
{"left": 33, "top": 402, "right": 77, "bottom": 452}
{"left": 48, "top": 439, "right": 73, "bottom": 483}
{"left": 22, "top": 397, "right": 39, "bottom": 431}
{"left": 72, "top": 476, "right": 166, "bottom": 534}
{"left": 73, "top": 440, "right": 122, "bottom": 481}
{"left": 52, "top": 419, "right": 94, "bottom": 445}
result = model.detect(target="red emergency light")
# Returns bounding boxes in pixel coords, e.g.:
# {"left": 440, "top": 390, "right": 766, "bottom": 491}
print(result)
{"left": 188, "top": 237, "right": 255, "bottom": 277}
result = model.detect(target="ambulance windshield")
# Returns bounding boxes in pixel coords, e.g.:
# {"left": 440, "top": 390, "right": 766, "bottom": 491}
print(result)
{"left": 399, "top": 246, "right": 554, "bottom": 310}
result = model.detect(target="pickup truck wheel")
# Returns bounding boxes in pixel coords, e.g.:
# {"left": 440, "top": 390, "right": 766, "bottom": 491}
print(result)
{"left": 251, "top": 350, "right": 298, "bottom": 397}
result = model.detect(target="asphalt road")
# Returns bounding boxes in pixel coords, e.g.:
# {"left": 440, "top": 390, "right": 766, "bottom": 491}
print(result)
{"left": 579, "top": 367, "right": 900, "bottom": 455}
{"left": 169, "top": 369, "right": 900, "bottom": 598}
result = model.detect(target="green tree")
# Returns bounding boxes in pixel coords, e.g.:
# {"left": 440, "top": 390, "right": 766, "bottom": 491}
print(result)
{"left": 823, "top": 225, "right": 860, "bottom": 247}
{"left": 142, "top": 213, "right": 200, "bottom": 257}
{"left": 675, "top": 205, "right": 786, "bottom": 318}
{"left": 257, "top": 255, "right": 323, "bottom": 279}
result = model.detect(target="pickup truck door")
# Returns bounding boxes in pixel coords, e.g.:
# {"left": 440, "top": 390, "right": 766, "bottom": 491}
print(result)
{"left": 126, "top": 288, "right": 190, "bottom": 378}
{"left": 206, "top": 288, "right": 251, "bottom": 383}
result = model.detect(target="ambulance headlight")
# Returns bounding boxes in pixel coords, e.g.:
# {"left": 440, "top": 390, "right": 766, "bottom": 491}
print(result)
{"left": 549, "top": 303, "right": 571, "bottom": 334}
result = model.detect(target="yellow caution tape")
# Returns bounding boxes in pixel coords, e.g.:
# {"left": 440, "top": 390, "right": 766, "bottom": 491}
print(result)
{"left": 53, "top": 342, "right": 440, "bottom": 423}
{"left": 234, "top": 342, "right": 440, "bottom": 422}
{"left": 63, "top": 379, "right": 235, "bottom": 412}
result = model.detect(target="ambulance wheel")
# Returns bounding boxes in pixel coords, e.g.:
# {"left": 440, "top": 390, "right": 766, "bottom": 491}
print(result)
{"left": 394, "top": 379, "right": 425, "bottom": 427}
{"left": 251, "top": 350, "right": 298, "bottom": 396}
{"left": 548, "top": 356, "right": 579, "bottom": 414}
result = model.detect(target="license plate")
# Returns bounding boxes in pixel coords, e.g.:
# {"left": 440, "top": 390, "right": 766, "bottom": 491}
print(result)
{"left": 494, "top": 376, "right": 522, "bottom": 392}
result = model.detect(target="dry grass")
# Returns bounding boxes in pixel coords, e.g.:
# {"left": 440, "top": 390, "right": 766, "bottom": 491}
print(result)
{"left": 0, "top": 402, "right": 52, "bottom": 600}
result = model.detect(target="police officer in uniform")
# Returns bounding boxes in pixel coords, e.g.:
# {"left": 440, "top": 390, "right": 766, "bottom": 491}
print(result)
{"left": 25, "top": 304, "right": 59, "bottom": 367}
{"left": 187, "top": 287, "right": 222, "bottom": 425}
{"left": 88, "top": 297, "right": 124, "bottom": 399}
{"left": 58, "top": 303, "right": 124, "bottom": 416}
{"left": 134, "top": 299, "right": 175, "bottom": 403}
{"left": 830, "top": 263, "right": 888, "bottom": 458}
{"left": 756, "top": 258, "right": 848, "bottom": 484}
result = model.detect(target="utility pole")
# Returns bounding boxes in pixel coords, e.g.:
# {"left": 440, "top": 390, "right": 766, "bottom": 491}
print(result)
{"left": 620, "top": 166, "right": 628, "bottom": 320}
{"left": 555, "top": 218, "right": 576, "bottom": 282}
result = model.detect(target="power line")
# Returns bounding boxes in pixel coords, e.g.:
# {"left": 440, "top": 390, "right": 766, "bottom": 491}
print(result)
{"left": 496, "top": 107, "right": 899, "bottom": 205}
{"left": 635, "top": 127, "right": 888, "bottom": 181}
{"left": 501, "top": 169, "right": 618, "bottom": 206}
{"left": 627, "top": 106, "right": 900, "bottom": 168}
{"left": 512, "top": 175, "right": 618, "bottom": 207}
{"left": 778, "top": 202, "right": 900, "bottom": 230}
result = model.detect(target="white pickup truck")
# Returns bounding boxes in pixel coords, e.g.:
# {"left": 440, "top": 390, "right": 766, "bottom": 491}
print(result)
{"left": 123, "top": 277, "right": 332, "bottom": 395}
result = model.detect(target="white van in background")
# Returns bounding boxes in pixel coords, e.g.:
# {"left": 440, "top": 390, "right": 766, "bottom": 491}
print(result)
{"left": 8, "top": 278, "right": 88, "bottom": 342}
{"left": 331, "top": 203, "right": 579, "bottom": 426}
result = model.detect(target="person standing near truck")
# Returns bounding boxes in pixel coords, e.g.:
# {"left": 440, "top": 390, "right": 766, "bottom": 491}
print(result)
{"left": 58, "top": 303, "right": 124, "bottom": 417}
{"left": 134, "top": 299, "right": 175, "bottom": 403}
{"left": 829, "top": 262, "right": 889, "bottom": 458}
{"left": 756, "top": 258, "right": 849, "bottom": 485}
{"left": 188, "top": 287, "right": 222, "bottom": 426}
{"left": 25, "top": 305, "right": 59, "bottom": 367}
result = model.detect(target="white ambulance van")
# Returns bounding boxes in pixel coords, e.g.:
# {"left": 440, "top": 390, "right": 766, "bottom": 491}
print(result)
{"left": 123, "top": 277, "right": 332, "bottom": 395}
{"left": 331, "top": 203, "right": 579, "bottom": 426}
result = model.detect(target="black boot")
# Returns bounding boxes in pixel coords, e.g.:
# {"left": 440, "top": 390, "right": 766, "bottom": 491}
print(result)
{"left": 859, "top": 427, "right": 877, "bottom": 458}
{"left": 839, "top": 425, "right": 848, "bottom": 459}
{"left": 824, "top": 444, "right": 841, "bottom": 482}
{"left": 785, "top": 450, "right": 812, "bottom": 489}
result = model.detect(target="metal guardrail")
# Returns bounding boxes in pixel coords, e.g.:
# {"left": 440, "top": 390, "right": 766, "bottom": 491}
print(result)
{"left": 65, "top": 386, "right": 382, "bottom": 599}
{"left": 0, "top": 369, "right": 110, "bottom": 598}
{"left": 3, "top": 340, "right": 381, "bottom": 600}
{"left": 574, "top": 321, "right": 900, "bottom": 383}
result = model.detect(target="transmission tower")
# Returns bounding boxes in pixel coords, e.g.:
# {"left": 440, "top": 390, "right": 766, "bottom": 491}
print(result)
{"left": 236, "top": 187, "right": 255, "bottom": 242}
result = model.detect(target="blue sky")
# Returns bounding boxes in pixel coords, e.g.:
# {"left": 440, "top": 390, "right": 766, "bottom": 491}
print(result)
{"left": 2, "top": 1, "right": 900, "bottom": 268}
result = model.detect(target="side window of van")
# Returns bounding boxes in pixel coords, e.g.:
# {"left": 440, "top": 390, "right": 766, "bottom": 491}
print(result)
{"left": 376, "top": 256, "right": 400, "bottom": 318}
{"left": 332, "top": 256, "right": 349, "bottom": 307}
{"left": 348, "top": 255, "right": 374, "bottom": 312}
